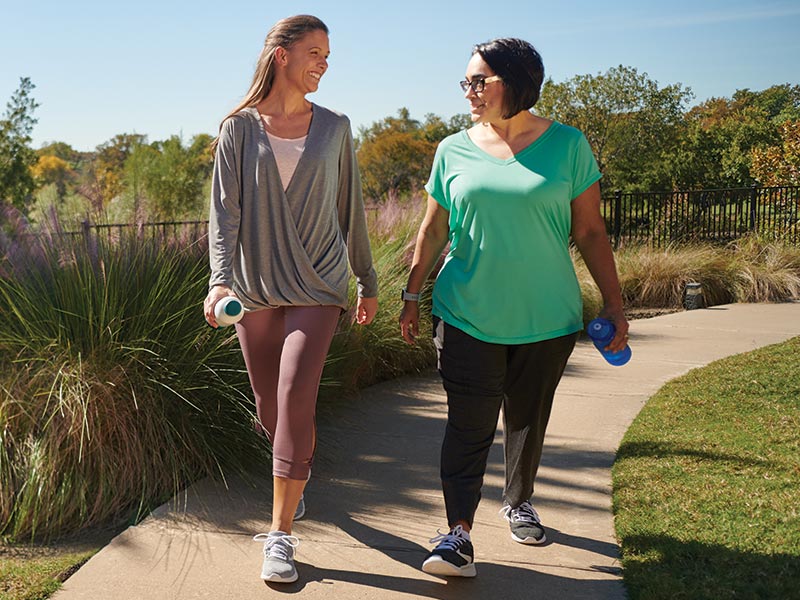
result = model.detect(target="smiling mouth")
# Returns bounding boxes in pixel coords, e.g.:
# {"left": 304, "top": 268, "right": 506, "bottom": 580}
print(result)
{"left": 309, "top": 72, "right": 322, "bottom": 81}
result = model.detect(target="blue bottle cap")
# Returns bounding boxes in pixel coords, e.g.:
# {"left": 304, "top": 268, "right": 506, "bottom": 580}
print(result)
{"left": 587, "top": 318, "right": 614, "bottom": 340}
{"left": 224, "top": 299, "right": 242, "bottom": 316}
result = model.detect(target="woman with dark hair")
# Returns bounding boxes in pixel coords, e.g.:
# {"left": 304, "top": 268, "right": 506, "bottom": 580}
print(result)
{"left": 204, "top": 14, "right": 378, "bottom": 583}
{"left": 399, "top": 38, "right": 628, "bottom": 577}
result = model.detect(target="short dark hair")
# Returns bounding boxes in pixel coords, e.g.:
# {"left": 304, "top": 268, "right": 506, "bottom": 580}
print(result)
{"left": 473, "top": 38, "right": 544, "bottom": 119}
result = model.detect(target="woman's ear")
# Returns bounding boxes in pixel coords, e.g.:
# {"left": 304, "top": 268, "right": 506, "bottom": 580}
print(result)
{"left": 275, "top": 46, "right": 289, "bottom": 67}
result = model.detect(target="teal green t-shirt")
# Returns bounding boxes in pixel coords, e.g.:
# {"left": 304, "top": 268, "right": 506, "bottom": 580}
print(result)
{"left": 425, "top": 121, "right": 601, "bottom": 344}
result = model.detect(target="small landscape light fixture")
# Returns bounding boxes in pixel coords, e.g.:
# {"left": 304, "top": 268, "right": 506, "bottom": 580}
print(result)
{"left": 683, "top": 282, "right": 705, "bottom": 310}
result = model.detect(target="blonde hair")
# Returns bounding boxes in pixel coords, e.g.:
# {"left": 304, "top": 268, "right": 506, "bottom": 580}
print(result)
{"left": 211, "top": 15, "right": 329, "bottom": 151}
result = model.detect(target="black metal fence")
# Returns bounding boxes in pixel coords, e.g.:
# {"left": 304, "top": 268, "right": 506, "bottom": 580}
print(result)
{"left": 63, "top": 220, "right": 209, "bottom": 245}
{"left": 601, "top": 185, "right": 800, "bottom": 248}
{"left": 64, "top": 186, "right": 800, "bottom": 248}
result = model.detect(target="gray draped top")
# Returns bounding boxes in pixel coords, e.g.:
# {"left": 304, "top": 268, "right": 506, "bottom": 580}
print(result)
{"left": 208, "top": 104, "right": 378, "bottom": 310}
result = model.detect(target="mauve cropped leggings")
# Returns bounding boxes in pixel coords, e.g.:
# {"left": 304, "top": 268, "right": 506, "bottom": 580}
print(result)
{"left": 235, "top": 305, "right": 341, "bottom": 480}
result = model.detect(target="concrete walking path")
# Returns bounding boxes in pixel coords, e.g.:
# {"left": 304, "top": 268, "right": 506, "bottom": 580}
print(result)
{"left": 54, "top": 302, "right": 800, "bottom": 599}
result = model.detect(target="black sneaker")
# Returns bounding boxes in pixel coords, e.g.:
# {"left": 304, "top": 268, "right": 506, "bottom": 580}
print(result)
{"left": 500, "top": 501, "right": 546, "bottom": 545}
{"left": 421, "top": 524, "right": 476, "bottom": 577}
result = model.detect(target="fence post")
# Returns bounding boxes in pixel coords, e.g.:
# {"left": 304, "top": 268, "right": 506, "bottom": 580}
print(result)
{"left": 749, "top": 183, "right": 758, "bottom": 232}
{"left": 613, "top": 190, "right": 622, "bottom": 249}
{"left": 81, "top": 219, "right": 91, "bottom": 242}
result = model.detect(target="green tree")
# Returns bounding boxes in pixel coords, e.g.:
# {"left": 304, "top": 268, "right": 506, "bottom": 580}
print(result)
{"left": 357, "top": 107, "right": 421, "bottom": 145}
{"left": 670, "top": 85, "right": 800, "bottom": 188}
{"left": 751, "top": 120, "right": 800, "bottom": 185}
{"left": 136, "top": 134, "right": 214, "bottom": 220}
{"left": 536, "top": 65, "right": 693, "bottom": 192}
{"left": 357, "top": 130, "right": 435, "bottom": 201}
{"left": 89, "top": 133, "right": 148, "bottom": 210}
{"left": 0, "top": 77, "right": 39, "bottom": 210}
{"left": 355, "top": 108, "right": 467, "bottom": 202}
{"left": 420, "top": 113, "right": 471, "bottom": 143}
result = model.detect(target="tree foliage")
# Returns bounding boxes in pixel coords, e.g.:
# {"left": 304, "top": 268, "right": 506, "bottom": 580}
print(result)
{"left": 31, "top": 154, "right": 72, "bottom": 198}
{"left": 133, "top": 134, "right": 214, "bottom": 220}
{"left": 537, "top": 65, "right": 693, "bottom": 192}
{"left": 751, "top": 120, "right": 800, "bottom": 186}
{"left": 12, "top": 70, "right": 800, "bottom": 228}
{"left": 356, "top": 108, "right": 469, "bottom": 201}
{"left": 89, "top": 133, "right": 148, "bottom": 209}
{"left": 669, "top": 85, "right": 800, "bottom": 188}
{"left": 0, "top": 77, "right": 39, "bottom": 210}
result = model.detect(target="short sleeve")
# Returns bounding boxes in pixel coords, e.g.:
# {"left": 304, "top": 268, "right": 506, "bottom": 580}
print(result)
{"left": 424, "top": 141, "right": 451, "bottom": 210}
{"left": 571, "top": 133, "right": 602, "bottom": 199}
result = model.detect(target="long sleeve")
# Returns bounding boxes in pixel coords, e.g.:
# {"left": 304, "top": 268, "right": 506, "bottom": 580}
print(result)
{"left": 208, "top": 117, "right": 242, "bottom": 290}
{"left": 336, "top": 121, "right": 378, "bottom": 298}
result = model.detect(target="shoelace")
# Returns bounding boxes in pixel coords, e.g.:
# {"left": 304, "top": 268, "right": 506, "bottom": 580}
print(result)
{"left": 500, "top": 501, "right": 541, "bottom": 524}
{"left": 428, "top": 524, "right": 470, "bottom": 550}
{"left": 253, "top": 533, "right": 300, "bottom": 561}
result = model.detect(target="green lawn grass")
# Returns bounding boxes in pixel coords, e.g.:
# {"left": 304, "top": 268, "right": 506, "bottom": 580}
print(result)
{"left": 613, "top": 336, "right": 800, "bottom": 600}
{"left": 0, "top": 525, "right": 120, "bottom": 600}
{"left": 1, "top": 550, "right": 91, "bottom": 600}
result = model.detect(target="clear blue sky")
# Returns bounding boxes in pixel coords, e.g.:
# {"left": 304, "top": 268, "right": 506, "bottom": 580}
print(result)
{"left": 2, "top": 0, "right": 799, "bottom": 152}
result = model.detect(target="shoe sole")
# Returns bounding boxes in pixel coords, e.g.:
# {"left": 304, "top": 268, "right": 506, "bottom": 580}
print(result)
{"left": 261, "top": 571, "right": 298, "bottom": 583}
{"left": 511, "top": 532, "right": 546, "bottom": 545}
{"left": 422, "top": 556, "right": 477, "bottom": 578}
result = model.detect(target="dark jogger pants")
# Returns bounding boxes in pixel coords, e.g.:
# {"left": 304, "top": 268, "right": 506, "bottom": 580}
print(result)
{"left": 433, "top": 318, "right": 578, "bottom": 528}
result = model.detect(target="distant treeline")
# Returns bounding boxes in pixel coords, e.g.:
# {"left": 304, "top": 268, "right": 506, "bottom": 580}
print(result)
{"left": 1, "top": 67, "right": 798, "bottom": 228}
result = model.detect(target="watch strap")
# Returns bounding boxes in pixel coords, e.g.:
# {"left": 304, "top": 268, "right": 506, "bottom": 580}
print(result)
{"left": 401, "top": 288, "right": 420, "bottom": 302}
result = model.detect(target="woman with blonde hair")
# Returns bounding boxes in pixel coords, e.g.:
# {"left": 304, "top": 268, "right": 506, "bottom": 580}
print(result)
{"left": 204, "top": 14, "right": 378, "bottom": 583}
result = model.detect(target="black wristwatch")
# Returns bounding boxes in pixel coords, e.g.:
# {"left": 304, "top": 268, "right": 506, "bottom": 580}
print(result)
{"left": 401, "top": 288, "right": 420, "bottom": 302}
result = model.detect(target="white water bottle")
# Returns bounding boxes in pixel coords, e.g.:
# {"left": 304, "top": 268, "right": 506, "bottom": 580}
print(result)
{"left": 214, "top": 296, "right": 244, "bottom": 327}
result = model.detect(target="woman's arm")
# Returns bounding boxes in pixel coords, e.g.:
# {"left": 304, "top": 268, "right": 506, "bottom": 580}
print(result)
{"left": 337, "top": 120, "right": 379, "bottom": 304}
{"left": 571, "top": 182, "right": 629, "bottom": 352}
{"left": 399, "top": 195, "right": 450, "bottom": 344}
{"left": 205, "top": 117, "right": 243, "bottom": 327}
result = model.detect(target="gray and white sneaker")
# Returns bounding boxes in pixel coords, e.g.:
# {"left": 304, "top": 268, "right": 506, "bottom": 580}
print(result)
{"left": 294, "top": 495, "right": 306, "bottom": 521}
{"left": 253, "top": 531, "right": 300, "bottom": 583}
{"left": 500, "top": 501, "right": 546, "bottom": 545}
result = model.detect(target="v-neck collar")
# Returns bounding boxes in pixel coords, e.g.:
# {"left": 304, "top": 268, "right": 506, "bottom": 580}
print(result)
{"left": 462, "top": 121, "right": 558, "bottom": 166}
{"left": 248, "top": 104, "right": 317, "bottom": 196}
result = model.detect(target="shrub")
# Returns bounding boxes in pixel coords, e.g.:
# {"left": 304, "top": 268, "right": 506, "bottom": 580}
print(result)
{"left": 0, "top": 230, "right": 261, "bottom": 540}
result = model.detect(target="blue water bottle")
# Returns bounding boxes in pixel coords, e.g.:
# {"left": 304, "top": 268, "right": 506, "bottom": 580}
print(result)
{"left": 586, "top": 318, "right": 631, "bottom": 366}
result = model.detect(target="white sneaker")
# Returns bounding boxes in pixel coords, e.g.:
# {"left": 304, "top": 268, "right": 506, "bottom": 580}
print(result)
{"left": 253, "top": 531, "right": 300, "bottom": 583}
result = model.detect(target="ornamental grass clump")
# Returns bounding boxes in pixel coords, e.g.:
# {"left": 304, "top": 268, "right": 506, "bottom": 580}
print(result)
{"left": 611, "top": 236, "right": 800, "bottom": 310}
{"left": 327, "top": 195, "right": 435, "bottom": 393}
{"left": 614, "top": 243, "right": 738, "bottom": 308}
{"left": 0, "top": 201, "right": 438, "bottom": 542}
{"left": 0, "top": 228, "right": 263, "bottom": 541}
{"left": 728, "top": 236, "right": 800, "bottom": 302}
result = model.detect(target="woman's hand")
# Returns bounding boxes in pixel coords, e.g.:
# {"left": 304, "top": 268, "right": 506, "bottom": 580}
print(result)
{"left": 356, "top": 296, "right": 378, "bottom": 325}
{"left": 203, "top": 285, "right": 236, "bottom": 328}
{"left": 399, "top": 301, "right": 420, "bottom": 344}
{"left": 599, "top": 305, "right": 629, "bottom": 353}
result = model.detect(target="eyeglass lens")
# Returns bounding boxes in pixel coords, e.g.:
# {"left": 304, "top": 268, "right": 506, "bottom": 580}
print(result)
{"left": 460, "top": 78, "right": 485, "bottom": 93}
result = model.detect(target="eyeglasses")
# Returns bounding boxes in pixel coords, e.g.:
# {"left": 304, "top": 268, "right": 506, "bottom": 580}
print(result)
{"left": 459, "top": 75, "right": 502, "bottom": 93}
